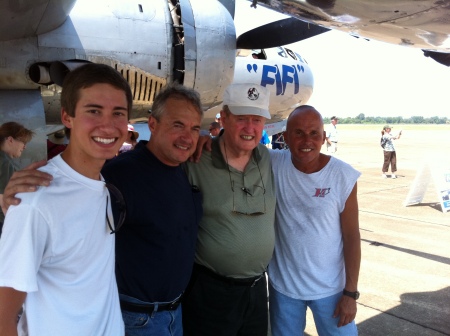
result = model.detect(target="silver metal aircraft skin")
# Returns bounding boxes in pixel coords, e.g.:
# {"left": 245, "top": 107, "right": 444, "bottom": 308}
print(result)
{"left": 1, "top": 0, "right": 448, "bottom": 167}
{"left": 257, "top": 0, "right": 450, "bottom": 52}
{"left": 0, "top": 0, "right": 237, "bottom": 166}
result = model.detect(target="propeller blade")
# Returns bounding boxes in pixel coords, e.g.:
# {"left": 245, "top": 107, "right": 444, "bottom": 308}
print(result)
{"left": 216, "top": 0, "right": 235, "bottom": 18}
{"left": 237, "top": 17, "right": 329, "bottom": 49}
{"left": 423, "top": 50, "right": 450, "bottom": 67}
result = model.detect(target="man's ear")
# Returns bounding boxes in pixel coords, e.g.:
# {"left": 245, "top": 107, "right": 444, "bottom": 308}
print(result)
{"left": 61, "top": 109, "right": 73, "bottom": 129}
{"left": 148, "top": 115, "right": 157, "bottom": 133}
{"left": 283, "top": 132, "right": 289, "bottom": 147}
{"left": 322, "top": 131, "right": 326, "bottom": 144}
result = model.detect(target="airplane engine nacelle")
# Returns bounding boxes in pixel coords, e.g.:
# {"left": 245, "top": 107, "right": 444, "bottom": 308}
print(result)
{"left": 178, "top": 0, "right": 236, "bottom": 110}
{"left": 29, "top": 60, "right": 90, "bottom": 86}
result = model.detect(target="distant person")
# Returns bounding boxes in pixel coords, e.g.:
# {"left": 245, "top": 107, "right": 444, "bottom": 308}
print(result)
{"left": 271, "top": 126, "right": 286, "bottom": 150}
{"left": 118, "top": 124, "right": 139, "bottom": 154}
{"left": 325, "top": 115, "right": 339, "bottom": 153}
{"left": 260, "top": 129, "right": 270, "bottom": 147}
{"left": 268, "top": 105, "right": 361, "bottom": 336}
{"left": 47, "top": 129, "right": 67, "bottom": 160}
{"left": 0, "top": 121, "right": 34, "bottom": 236}
{"left": 209, "top": 121, "right": 221, "bottom": 137}
{"left": 0, "top": 63, "right": 130, "bottom": 335}
{"left": 215, "top": 112, "right": 222, "bottom": 128}
{"left": 381, "top": 124, "right": 402, "bottom": 179}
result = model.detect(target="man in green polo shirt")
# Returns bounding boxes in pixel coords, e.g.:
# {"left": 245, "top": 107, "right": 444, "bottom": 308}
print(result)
{"left": 182, "top": 83, "right": 276, "bottom": 336}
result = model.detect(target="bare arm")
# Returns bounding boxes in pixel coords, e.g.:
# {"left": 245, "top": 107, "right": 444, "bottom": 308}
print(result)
{"left": 333, "top": 183, "right": 361, "bottom": 327}
{"left": 0, "top": 287, "right": 26, "bottom": 336}
{"left": 392, "top": 130, "right": 402, "bottom": 140}
{"left": 2, "top": 160, "right": 52, "bottom": 213}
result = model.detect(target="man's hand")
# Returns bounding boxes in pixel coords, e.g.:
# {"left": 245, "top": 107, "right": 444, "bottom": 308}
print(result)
{"left": 333, "top": 295, "right": 357, "bottom": 327}
{"left": 189, "top": 135, "right": 213, "bottom": 163}
{"left": 2, "top": 160, "right": 52, "bottom": 212}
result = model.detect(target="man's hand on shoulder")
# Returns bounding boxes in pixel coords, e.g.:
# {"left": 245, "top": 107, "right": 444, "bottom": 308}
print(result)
{"left": 189, "top": 135, "right": 213, "bottom": 163}
{"left": 2, "top": 160, "right": 52, "bottom": 212}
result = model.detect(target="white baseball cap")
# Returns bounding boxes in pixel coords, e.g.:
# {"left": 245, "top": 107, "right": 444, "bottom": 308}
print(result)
{"left": 223, "top": 84, "right": 271, "bottom": 119}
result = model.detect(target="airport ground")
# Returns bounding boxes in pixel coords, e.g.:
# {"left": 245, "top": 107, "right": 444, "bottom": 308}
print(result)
{"left": 269, "top": 124, "right": 450, "bottom": 336}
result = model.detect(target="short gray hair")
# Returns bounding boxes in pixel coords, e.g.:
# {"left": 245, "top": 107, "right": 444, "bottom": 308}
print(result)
{"left": 151, "top": 82, "right": 203, "bottom": 121}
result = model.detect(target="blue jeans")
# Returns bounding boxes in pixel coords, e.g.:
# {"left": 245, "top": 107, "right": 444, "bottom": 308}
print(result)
{"left": 269, "top": 283, "right": 358, "bottom": 336}
{"left": 120, "top": 294, "right": 183, "bottom": 336}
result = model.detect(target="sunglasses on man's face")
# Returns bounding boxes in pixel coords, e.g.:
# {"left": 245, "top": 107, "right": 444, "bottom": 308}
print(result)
{"left": 105, "top": 183, "right": 126, "bottom": 234}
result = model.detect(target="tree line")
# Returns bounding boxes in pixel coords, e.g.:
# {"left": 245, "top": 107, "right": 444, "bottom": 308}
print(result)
{"left": 324, "top": 114, "right": 449, "bottom": 124}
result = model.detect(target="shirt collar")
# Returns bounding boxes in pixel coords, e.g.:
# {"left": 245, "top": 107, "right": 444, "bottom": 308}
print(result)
{"left": 211, "top": 133, "right": 262, "bottom": 170}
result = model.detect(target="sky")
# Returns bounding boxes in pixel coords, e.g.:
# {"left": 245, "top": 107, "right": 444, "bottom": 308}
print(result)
{"left": 234, "top": 0, "right": 450, "bottom": 119}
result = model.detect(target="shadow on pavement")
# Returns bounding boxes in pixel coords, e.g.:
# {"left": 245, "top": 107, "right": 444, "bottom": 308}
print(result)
{"left": 358, "top": 287, "right": 450, "bottom": 335}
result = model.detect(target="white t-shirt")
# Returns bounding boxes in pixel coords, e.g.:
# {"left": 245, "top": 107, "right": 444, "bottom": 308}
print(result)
{"left": 0, "top": 155, "right": 124, "bottom": 335}
{"left": 268, "top": 150, "right": 360, "bottom": 300}
{"left": 326, "top": 123, "right": 338, "bottom": 142}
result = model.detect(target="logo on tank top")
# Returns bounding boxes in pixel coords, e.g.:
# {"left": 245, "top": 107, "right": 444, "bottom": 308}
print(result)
{"left": 312, "top": 188, "right": 330, "bottom": 197}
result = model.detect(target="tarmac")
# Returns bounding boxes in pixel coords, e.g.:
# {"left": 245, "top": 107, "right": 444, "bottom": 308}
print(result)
{"left": 269, "top": 126, "right": 450, "bottom": 336}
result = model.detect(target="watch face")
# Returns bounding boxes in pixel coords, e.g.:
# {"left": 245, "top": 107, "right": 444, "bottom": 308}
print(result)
{"left": 344, "top": 289, "right": 360, "bottom": 300}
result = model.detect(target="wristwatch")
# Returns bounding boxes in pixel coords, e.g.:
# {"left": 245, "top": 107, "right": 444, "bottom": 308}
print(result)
{"left": 343, "top": 289, "right": 360, "bottom": 300}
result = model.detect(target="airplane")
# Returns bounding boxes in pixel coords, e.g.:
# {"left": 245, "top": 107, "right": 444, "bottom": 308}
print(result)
{"left": 0, "top": 0, "right": 320, "bottom": 167}
{"left": 134, "top": 44, "right": 315, "bottom": 140}
{"left": 1, "top": 0, "right": 448, "bottom": 167}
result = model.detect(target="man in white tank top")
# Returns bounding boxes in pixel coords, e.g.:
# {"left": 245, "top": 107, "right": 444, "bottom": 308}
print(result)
{"left": 268, "top": 106, "right": 361, "bottom": 335}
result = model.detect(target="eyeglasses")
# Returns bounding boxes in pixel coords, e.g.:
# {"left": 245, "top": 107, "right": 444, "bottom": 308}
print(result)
{"left": 230, "top": 180, "right": 266, "bottom": 216}
{"left": 105, "top": 183, "right": 126, "bottom": 234}
{"left": 223, "top": 140, "right": 266, "bottom": 216}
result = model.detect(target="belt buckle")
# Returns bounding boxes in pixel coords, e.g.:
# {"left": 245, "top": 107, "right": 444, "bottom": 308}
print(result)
{"left": 251, "top": 274, "right": 264, "bottom": 287}
{"left": 168, "top": 300, "right": 180, "bottom": 310}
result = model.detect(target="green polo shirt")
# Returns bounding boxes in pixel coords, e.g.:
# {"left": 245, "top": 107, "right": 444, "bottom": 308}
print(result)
{"left": 185, "top": 136, "right": 276, "bottom": 278}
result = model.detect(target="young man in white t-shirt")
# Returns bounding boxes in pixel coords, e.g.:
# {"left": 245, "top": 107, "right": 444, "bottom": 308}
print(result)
{"left": 0, "top": 63, "right": 131, "bottom": 335}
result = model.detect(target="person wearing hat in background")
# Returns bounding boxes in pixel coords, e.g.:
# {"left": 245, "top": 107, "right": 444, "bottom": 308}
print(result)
{"left": 47, "top": 129, "right": 68, "bottom": 160}
{"left": 381, "top": 124, "right": 402, "bottom": 179}
{"left": 182, "top": 83, "right": 276, "bottom": 336}
{"left": 271, "top": 126, "right": 286, "bottom": 150}
{"left": 118, "top": 124, "right": 139, "bottom": 154}
{"left": 325, "top": 116, "right": 339, "bottom": 154}
{"left": 215, "top": 112, "right": 222, "bottom": 128}
{"left": 209, "top": 121, "right": 221, "bottom": 137}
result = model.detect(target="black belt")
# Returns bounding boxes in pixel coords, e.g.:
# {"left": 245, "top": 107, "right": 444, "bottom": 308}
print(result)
{"left": 194, "top": 263, "right": 265, "bottom": 287}
{"left": 120, "top": 297, "right": 181, "bottom": 313}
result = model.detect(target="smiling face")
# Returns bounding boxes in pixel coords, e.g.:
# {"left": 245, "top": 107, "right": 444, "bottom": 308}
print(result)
{"left": 148, "top": 97, "right": 202, "bottom": 166}
{"left": 61, "top": 83, "right": 129, "bottom": 178}
{"left": 285, "top": 107, "right": 326, "bottom": 173}
{"left": 221, "top": 110, "right": 266, "bottom": 155}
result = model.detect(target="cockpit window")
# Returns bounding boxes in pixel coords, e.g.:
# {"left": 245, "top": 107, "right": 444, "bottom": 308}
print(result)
{"left": 251, "top": 49, "right": 266, "bottom": 60}
{"left": 295, "top": 52, "right": 305, "bottom": 63}
{"left": 285, "top": 48, "right": 297, "bottom": 60}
